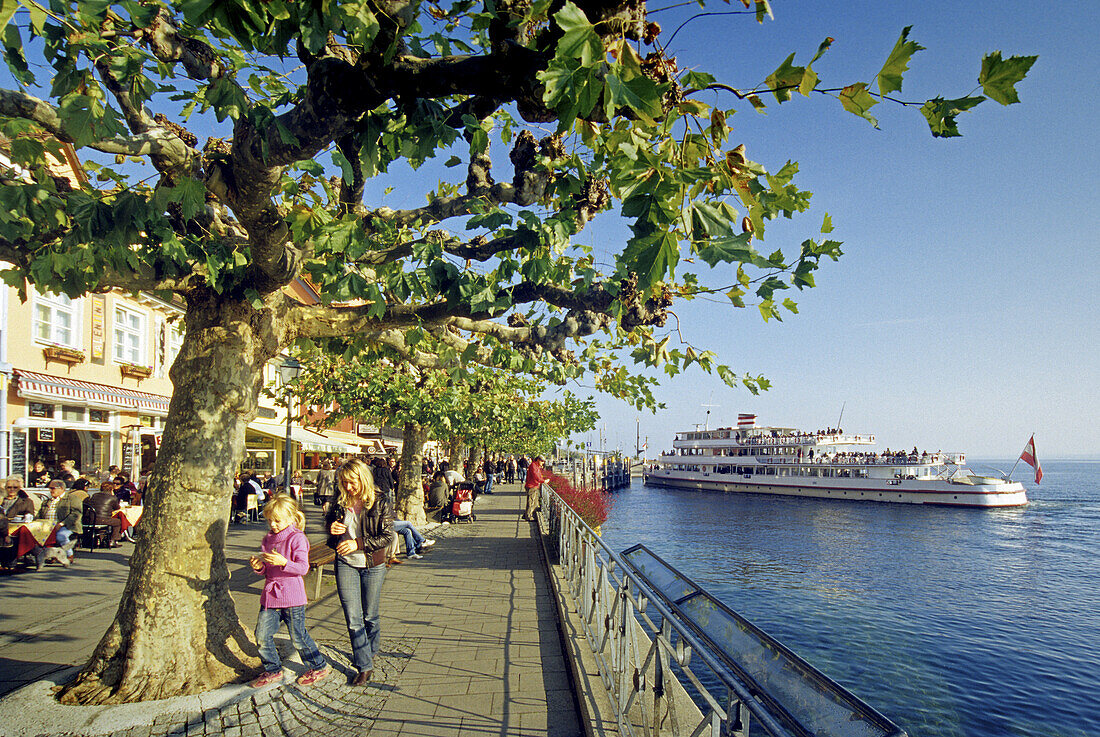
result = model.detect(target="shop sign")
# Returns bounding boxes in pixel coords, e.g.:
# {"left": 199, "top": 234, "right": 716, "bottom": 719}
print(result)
{"left": 28, "top": 402, "right": 53, "bottom": 418}
{"left": 90, "top": 295, "right": 106, "bottom": 361}
{"left": 37, "top": 427, "right": 54, "bottom": 442}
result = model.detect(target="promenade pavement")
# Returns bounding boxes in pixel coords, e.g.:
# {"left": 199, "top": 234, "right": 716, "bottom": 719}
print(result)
{"left": 0, "top": 482, "right": 582, "bottom": 736}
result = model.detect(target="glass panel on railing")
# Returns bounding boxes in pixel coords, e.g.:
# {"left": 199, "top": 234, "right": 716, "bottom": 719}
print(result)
{"left": 678, "top": 596, "right": 887, "bottom": 737}
{"left": 622, "top": 545, "right": 904, "bottom": 737}
{"left": 621, "top": 545, "right": 697, "bottom": 602}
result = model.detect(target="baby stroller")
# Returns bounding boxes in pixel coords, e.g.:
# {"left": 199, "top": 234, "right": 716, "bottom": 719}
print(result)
{"left": 443, "top": 482, "right": 476, "bottom": 524}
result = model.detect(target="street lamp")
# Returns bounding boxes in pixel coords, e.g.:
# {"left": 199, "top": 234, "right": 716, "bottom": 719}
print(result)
{"left": 278, "top": 357, "right": 302, "bottom": 495}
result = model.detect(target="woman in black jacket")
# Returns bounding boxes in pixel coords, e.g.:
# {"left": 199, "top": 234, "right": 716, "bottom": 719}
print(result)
{"left": 325, "top": 458, "right": 394, "bottom": 686}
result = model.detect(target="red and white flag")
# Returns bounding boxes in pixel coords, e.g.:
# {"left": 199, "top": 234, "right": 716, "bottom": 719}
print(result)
{"left": 1019, "top": 435, "right": 1042, "bottom": 484}
{"left": 738, "top": 413, "right": 756, "bottom": 428}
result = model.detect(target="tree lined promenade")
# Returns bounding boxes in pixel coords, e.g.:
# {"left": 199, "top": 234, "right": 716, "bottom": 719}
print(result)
{"left": 0, "top": 483, "right": 582, "bottom": 736}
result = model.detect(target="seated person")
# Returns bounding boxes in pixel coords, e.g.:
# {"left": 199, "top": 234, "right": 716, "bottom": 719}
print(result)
{"left": 26, "top": 460, "right": 50, "bottom": 488}
{"left": 114, "top": 472, "right": 138, "bottom": 504}
{"left": 427, "top": 470, "right": 450, "bottom": 511}
{"left": 35, "top": 479, "right": 78, "bottom": 565}
{"left": 55, "top": 459, "right": 80, "bottom": 487}
{"left": 2, "top": 476, "right": 26, "bottom": 517}
{"left": 392, "top": 519, "right": 435, "bottom": 562}
{"left": 83, "top": 481, "right": 123, "bottom": 545}
{"left": 4, "top": 484, "right": 37, "bottom": 522}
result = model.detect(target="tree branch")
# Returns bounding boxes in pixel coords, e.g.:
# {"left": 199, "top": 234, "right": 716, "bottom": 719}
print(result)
{"left": 0, "top": 89, "right": 195, "bottom": 162}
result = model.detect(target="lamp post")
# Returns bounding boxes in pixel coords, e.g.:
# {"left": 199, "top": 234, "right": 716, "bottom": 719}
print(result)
{"left": 278, "top": 357, "right": 302, "bottom": 495}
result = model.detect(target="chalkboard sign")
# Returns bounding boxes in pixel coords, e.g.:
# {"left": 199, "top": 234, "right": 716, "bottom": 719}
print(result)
{"left": 10, "top": 431, "right": 26, "bottom": 480}
{"left": 121, "top": 440, "right": 135, "bottom": 475}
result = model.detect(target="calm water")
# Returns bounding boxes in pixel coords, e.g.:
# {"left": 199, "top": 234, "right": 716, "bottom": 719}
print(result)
{"left": 599, "top": 460, "right": 1098, "bottom": 737}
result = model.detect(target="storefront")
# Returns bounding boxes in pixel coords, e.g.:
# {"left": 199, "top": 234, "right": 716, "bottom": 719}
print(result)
{"left": 9, "top": 369, "right": 169, "bottom": 484}
{"left": 245, "top": 419, "right": 357, "bottom": 477}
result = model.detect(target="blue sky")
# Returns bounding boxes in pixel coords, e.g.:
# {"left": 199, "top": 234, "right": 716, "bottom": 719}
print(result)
{"left": 574, "top": 0, "right": 1099, "bottom": 460}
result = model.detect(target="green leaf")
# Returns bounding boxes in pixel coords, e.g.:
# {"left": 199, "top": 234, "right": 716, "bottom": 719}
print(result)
{"left": 765, "top": 53, "right": 805, "bottom": 103}
{"left": 920, "top": 95, "right": 984, "bottom": 138}
{"left": 688, "top": 200, "right": 736, "bottom": 242}
{"left": 605, "top": 72, "right": 663, "bottom": 122}
{"left": 877, "top": 26, "right": 924, "bottom": 96}
{"left": 0, "top": 0, "right": 20, "bottom": 30}
{"left": 553, "top": 2, "right": 601, "bottom": 66}
{"left": 696, "top": 232, "right": 756, "bottom": 268}
{"left": 839, "top": 83, "right": 879, "bottom": 128}
{"left": 978, "top": 51, "right": 1037, "bottom": 105}
{"left": 821, "top": 213, "right": 834, "bottom": 234}
{"left": 782, "top": 297, "right": 799, "bottom": 314}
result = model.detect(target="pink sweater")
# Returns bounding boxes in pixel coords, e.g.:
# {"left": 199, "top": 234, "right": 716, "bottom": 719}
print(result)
{"left": 255, "top": 525, "right": 310, "bottom": 608}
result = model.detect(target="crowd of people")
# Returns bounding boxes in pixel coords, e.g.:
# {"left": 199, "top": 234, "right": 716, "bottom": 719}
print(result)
{"left": 5, "top": 448, "right": 556, "bottom": 693}
{"left": 1, "top": 461, "right": 147, "bottom": 571}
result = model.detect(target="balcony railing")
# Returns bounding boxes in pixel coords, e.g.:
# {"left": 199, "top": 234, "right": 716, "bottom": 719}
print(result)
{"left": 539, "top": 484, "right": 906, "bottom": 737}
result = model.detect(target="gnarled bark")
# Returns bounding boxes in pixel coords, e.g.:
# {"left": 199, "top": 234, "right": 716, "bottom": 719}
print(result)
{"left": 57, "top": 291, "right": 287, "bottom": 705}
{"left": 395, "top": 422, "right": 429, "bottom": 526}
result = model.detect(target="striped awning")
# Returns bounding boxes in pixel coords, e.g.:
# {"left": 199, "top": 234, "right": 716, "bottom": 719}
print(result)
{"left": 14, "top": 369, "right": 171, "bottom": 414}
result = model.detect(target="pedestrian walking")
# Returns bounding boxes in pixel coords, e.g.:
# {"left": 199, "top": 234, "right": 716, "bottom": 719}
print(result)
{"left": 326, "top": 458, "right": 395, "bottom": 686}
{"left": 522, "top": 455, "right": 547, "bottom": 521}
{"left": 249, "top": 494, "right": 331, "bottom": 689}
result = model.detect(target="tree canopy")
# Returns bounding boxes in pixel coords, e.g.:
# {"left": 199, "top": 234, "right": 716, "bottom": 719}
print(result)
{"left": 0, "top": 0, "right": 1035, "bottom": 404}
{"left": 0, "top": 0, "right": 1034, "bottom": 705}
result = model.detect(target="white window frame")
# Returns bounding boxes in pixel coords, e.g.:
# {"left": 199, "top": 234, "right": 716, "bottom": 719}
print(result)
{"left": 33, "top": 291, "right": 82, "bottom": 349}
{"left": 165, "top": 320, "right": 184, "bottom": 369}
{"left": 113, "top": 304, "right": 148, "bottom": 366}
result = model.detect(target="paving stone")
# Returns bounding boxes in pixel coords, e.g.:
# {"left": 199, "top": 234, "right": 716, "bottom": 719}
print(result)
{"left": 0, "top": 485, "right": 584, "bottom": 737}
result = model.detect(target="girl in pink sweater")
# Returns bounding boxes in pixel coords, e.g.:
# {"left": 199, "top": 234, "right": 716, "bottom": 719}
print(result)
{"left": 249, "top": 494, "right": 330, "bottom": 688}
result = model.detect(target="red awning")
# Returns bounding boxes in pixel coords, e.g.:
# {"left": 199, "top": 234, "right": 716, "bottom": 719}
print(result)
{"left": 14, "top": 369, "right": 171, "bottom": 414}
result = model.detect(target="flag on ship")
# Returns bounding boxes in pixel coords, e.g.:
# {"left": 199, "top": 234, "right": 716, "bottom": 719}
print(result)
{"left": 1019, "top": 435, "right": 1043, "bottom": 484}
{"left": 738, "top": 413, "right": 756, "bottom": 428}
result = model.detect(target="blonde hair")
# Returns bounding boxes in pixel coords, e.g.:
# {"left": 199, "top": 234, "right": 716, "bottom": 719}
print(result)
{"left": 336, "top": 458, "right": 376, "bottom": 509}
{"left": 262, "top": 493, "right": 305, "bottom": 531}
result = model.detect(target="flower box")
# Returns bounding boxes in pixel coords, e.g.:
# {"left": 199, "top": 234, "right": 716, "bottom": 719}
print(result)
{"left": 119, "top": 363, "right": 153, "bottom": 379}
{"left": 42, "top": 345, "right": 85, "bottom": 365}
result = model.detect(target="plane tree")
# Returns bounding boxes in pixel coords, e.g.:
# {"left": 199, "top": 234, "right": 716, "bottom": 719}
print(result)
{"left": 0, "top": 0, "right": 1033, "bottom": 704}
{"left": 295, "top": 352, "right": 596, "bottom": 524}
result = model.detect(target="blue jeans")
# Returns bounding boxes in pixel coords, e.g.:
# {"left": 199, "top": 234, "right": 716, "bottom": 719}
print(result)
{"left": 393, "top": 520, "right": 423, "bottom": 555}
{"left": 56, "top": 526, "right": 73, "bottom": 558}
{"left": 255, "top": 605, "right": 326, "bottom": 673}
{"left": 484, "top": 475, "right": 494, "bottom": 494}
{"left": 334, "top": 559, "right": 386, "bottom": 673}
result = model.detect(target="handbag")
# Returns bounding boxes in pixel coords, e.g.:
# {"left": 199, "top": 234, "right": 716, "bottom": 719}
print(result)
{"left": 368, "top": 546, "right": 386, "bottom": 568}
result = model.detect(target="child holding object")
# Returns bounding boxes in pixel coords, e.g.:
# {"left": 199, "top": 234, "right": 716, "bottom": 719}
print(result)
{"left": 249, "top": 494, "right": 330, "bottom": 688}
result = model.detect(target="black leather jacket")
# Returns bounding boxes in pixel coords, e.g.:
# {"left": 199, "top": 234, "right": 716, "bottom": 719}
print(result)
{"left": 324, "top": 493, "right": 395, "bottom": 557}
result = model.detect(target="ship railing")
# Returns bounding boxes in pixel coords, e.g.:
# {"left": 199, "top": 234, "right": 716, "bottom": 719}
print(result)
{"left": 538, "top": 484, "right": 906, "bottom": 737}
{"left": 714, "top": 454, "right": 955, "bottom": 467}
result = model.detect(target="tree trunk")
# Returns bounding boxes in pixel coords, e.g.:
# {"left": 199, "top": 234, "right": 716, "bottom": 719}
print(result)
{"left": 58, "top": 291, "right": 286, "bottom": 705}
{"left": 445, "top": 436, "right": 463, "bottom": 469}
{"left": 395, "top": 421, "right": 428, "bottom": 525}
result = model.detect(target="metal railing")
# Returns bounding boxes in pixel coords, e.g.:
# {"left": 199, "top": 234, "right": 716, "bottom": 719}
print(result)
{"left": 539, "top": 483, "right": 906, "bottom": 737}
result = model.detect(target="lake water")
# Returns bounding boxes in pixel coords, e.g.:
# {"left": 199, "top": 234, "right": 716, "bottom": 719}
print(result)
{"left": 597, "top": 460, "right": 1098, "bottom": 737}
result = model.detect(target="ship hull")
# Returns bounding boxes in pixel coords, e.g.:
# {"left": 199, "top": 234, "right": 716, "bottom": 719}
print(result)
{"left": 644, "top": 470, "right": 1029, "bottom": 507}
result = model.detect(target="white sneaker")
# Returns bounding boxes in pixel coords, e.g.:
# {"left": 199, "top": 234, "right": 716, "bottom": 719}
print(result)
{"left": 408, "top": 553, "right": 423, "bottom": 559}
{"left": 420, "top": 539, "right": 436, "bottom": 548}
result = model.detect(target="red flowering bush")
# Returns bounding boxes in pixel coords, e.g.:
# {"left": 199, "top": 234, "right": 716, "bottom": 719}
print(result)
{"left": 547, "top": 474, "right": 613, "bottom": 528}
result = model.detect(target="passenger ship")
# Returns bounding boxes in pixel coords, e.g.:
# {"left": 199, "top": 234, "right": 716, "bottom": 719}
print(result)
{"left": 645, "top": 415, "right": 1029, "bottom": 507}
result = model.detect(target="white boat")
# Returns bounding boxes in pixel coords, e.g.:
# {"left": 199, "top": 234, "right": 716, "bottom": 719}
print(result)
{"left": 644, "top": 417, "right": 1028, "bottom": 507}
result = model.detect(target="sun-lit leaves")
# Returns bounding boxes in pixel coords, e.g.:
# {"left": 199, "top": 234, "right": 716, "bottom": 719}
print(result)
{"left": 920, "top": 95, "right": 985, "bottom": 137}
{"left": 876, "top": 26, "right": 924, "bottom": 96}
{"left": 839, "top": 83, "right": 879, "bottom": 128}
{"left": 979, "top": 51, "right": 1037, "bottom": 105}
